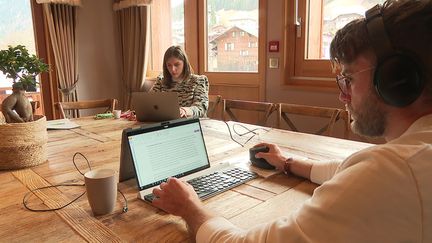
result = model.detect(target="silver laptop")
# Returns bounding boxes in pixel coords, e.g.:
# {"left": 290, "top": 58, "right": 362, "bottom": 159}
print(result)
{"left": 122, "top": 118, "right": 257, "bottom": 202}
{"left": 131, "top": 92, "right": 180, "bottom": 122}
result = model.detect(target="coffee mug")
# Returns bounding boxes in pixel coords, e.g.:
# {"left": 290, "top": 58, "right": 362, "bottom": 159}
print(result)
{"left": 113, "top": 110, "right": 121, "bottom": 119}
{"left": 84, "top": 168, "right": 117, "bottom": 216}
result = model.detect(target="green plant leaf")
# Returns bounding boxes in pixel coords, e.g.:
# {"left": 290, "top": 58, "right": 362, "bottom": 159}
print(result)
{"left": 0, "top": 45, "right": 49, "bottom": 88}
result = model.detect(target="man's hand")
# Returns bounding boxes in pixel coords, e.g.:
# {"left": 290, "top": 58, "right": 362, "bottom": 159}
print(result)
{"left": 254, "top": 143, "right": 313, "bottom": 179}
{"left": 253, "top": 143, "right": 287, "bottom": 171}
{"left": 152, "top": 177, "right": 201, "bottom": 217}
{"left": 152, "top": 177, "right": 216, "bottom": 236}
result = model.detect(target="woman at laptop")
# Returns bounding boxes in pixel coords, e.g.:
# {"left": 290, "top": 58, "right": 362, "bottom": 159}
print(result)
{"left": 151, "top": 46, "right": 209, "bottom": 118}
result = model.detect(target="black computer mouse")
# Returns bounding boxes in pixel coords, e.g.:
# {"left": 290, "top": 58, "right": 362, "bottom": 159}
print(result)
{"left": 249, "top": 146, "right": 275, "bottom": 170}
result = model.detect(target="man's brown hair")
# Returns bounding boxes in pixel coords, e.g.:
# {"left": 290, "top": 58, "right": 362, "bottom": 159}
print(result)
{"left": 330, "top": 0, "right": 432, "bottom": 89}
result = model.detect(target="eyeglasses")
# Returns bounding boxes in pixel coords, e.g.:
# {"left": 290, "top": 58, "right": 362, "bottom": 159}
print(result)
{"left": 336, "top": 67, "right": 375, "bottom": 95}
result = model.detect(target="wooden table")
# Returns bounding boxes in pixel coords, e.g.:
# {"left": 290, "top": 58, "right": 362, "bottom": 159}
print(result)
{"left": 0, "top": 117, "right": 372, "bottom": 242}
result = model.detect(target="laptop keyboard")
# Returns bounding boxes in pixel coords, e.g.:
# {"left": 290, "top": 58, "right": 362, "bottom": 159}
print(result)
{"left": 144, "top": 168, "right": 258, "bottom": 202}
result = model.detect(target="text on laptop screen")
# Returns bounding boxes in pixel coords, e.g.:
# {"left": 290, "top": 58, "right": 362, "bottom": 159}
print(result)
{"left": 128, "top": 120, "right": 210, "bottom": 190}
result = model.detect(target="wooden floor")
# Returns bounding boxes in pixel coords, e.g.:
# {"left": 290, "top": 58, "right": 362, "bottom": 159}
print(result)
{"left": 0, "top": 117, "right": 372, "bottom": 242}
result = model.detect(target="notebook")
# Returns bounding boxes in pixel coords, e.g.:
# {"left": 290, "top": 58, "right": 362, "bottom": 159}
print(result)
{"left": 131, "top": 92, "right": 180, "bottom": 122}
{"left": 46, "top": 119, "right": 80, "bottom": 130}
{"left": 123, "top": 118, "right": 257, "bottom": 202}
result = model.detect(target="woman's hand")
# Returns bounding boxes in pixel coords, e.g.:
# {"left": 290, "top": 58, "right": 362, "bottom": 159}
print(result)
{"left": 180, "top": 107, "right": 188, "bottom": 117}
{"left": 253, "top": 143, "right": 287, "bottom": 171}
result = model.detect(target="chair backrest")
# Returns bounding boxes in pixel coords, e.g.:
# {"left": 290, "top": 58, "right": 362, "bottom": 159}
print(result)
{"left": 207, "top": 94, "right": 222, "bottom": 119}
{"left": 30, "top": 101, "right": 40, "bottom": 114}
{"left": 55, "top": 98, "right": 118, "bottom": 119}
{"left": 223, "top": 99, "right": 275, "bottom": 126}
{"left": 277, "top": 103, "right": 350, "bottom": 138}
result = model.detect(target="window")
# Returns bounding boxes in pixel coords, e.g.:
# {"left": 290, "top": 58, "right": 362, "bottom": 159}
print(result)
{"left": 224, "top": 43, "right": 234, "bottom": 51}
{"left": 0, "top": 0, "right": 36, "bottom": 90}
{"left": 206, "top": 0, "right": 259, "bottom": 72}
{"left": 240, "top": 50, "right": 249, "bottom": 56}
{"left": 148, "top": 0, "right": 185, "bottom": 74}
{"left": 248, "top": 41, "right": 257, "bottom": 48}
{"left": 148, "top": 0, "right": 265, "bottom": 87}
{"left": 285, "top": 0, "right": 385, "bottom": 88}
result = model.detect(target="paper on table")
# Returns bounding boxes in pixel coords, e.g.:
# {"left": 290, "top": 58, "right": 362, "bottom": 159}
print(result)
{"left": 46, "top": 119, "right": 80, "bottom": 130}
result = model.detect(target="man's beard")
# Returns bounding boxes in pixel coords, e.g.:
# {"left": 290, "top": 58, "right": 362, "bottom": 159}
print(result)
{"left": 347, "top": 92, "right": 387, "bottom": 138}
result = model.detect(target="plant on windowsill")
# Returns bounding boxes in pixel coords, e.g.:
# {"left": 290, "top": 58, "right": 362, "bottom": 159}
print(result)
{"left": 0, "top": 45, "right": 49, "bottom": 123}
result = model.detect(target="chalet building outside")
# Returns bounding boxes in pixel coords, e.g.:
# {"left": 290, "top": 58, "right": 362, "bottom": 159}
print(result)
{"left": 209, "top": 26, "right": 258, "bottom": 72}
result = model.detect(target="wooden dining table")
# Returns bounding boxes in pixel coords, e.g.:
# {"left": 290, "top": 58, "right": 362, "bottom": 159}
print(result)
{"left": 0, "top": 117, "right": 373, "bottom": 242}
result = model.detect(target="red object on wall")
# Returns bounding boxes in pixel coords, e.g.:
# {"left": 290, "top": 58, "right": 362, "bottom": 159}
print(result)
{"left": 269, "top": 41, "right": 279, "bottom": 52}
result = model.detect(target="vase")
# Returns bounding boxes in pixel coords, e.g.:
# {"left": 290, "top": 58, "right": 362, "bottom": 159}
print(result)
{"left": 0, "top": 115, "right": 47, "bottom": 170}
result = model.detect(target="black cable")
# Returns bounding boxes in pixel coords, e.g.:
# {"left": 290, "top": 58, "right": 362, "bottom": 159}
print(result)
{"left": 223, "top": 121, "right": 271, "bottom": 147}
{"left": 119, "top": 188, "right": 128, "bottom": 213}
{"left": 232, "top": 123, "right": 270, "bottom": 136}
{"left": 223, "top": 121, "right": 246, "bottom": 147}
{"left": 73, "top": 152, "right": 91, "bottom": 175}
{"left": 23, "top": 184, "right": 86, "bottom": 212}
{"left": 23, "top": 152, "right": 128, "bottom": 213}
{"left": 200, "top": 118, "right": 271, "bottom": 147}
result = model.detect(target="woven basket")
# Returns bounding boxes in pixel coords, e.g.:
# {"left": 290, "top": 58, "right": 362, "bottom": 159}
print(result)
{"left": 0, "top": 115, "right": 48, "bottom": 170}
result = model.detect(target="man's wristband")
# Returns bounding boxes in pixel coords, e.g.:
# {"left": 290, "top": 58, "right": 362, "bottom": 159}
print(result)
{"left": 284, "top": 158, "right": 293, "bottom": 175}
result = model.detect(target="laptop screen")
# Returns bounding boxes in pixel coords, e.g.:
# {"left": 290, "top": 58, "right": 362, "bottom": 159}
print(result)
{"left": 127, "top": 118, "right": 210, "bottom": 190}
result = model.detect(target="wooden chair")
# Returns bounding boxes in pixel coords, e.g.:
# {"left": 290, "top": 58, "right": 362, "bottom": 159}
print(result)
{"left": 223, "top": 99, "right": 275, "bottom": 126}
{"left": 30, "top": 101, "right": 40, "bottom": 114}
{"left": 277, "top": 103, "right": 350, "bottom": 138}
{"left": 207, "top": 94, "right": 222, "bottom": 119}
{"left": 55, "top": 98, "right": 118, "bottom": 119}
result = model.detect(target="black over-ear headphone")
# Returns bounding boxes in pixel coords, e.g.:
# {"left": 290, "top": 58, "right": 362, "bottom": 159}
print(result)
{"left": 365, "top": 4, "right": 424, "bottom": 107}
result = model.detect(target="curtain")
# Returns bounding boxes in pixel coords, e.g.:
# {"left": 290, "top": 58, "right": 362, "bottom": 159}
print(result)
{"left": 36, "top": 0, "right": 81, "bottom": 6}
{"left": 39, "top": 1, "right": 79, "bottom": 117}
{"left": 113, "top": 0, "right": 152, "bottom": 11}
{"left": 114, "top": 1, "right": 151, "bottom": 109}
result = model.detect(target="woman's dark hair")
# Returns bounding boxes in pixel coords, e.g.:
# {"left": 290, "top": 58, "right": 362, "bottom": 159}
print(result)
{"left": 162, "top": 46, "right": 193, "bottom": 88}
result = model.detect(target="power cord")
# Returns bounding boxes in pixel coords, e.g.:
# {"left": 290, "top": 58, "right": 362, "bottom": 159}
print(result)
{"left": 23, "top": 152, "right": 128, "bottom": 213}
{"left": 223, "top": 121, "right": 270, "bottom": 147}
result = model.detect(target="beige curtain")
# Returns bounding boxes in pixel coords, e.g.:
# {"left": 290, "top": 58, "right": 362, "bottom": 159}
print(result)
{"left": 40, "top": 1, "right": 79, "bottom": 118}
{"left": 113, "top": 0, "right": 152, "bottom": 11}
{"left": 36, "top": 0, "right": 81, "bottom": 6}
{"left": 114, "top": 1, "right": 151, "bottom": 109}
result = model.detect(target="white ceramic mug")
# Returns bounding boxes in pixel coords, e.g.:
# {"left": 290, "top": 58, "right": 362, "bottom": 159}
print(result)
{"left": 84, "top": 168, "right": 117, "bottom": 216}
{"left": 113, "top": 110, "right": 121, "bottom": 119}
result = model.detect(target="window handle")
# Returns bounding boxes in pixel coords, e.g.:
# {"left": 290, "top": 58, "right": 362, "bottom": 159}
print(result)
{"left": 294, "top": 0, "right": 302, "bottom": 38}
{"left": 296, "top": 17, "right": 302, "bottom": 38}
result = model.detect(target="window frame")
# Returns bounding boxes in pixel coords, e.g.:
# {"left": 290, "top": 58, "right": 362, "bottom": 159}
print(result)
{"left": 198, "top": 0, "right": 267, "bottom": 87}
{"left": 284, "top": 0, "right": 337, "bottom": 91}
{"left": 146, "top": 0, "right": 267, "bottom": 99}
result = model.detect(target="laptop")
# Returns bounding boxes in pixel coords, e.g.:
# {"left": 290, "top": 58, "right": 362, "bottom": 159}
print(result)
{"left": 131, "top": 92, "right": 180, "bottom": 122}
{"left": 122, "top": 118, "right": 257, "bottom": 202}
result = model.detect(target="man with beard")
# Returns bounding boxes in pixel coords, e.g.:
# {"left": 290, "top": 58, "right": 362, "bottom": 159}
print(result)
{"left": 150, "top": 0, "right": 432, "bottom": 242}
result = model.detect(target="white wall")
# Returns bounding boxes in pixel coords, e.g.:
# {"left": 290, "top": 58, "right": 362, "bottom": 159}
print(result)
{"left": 76, "top": 0, "right": 121, "bottom": 113}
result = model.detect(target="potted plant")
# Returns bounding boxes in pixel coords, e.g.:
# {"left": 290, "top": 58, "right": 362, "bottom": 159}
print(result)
{"left": 0, "top": 45, "right": 49, "bottom": 170}
{"left": 0, "top": 45, "right": 48, "bottom": 123}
